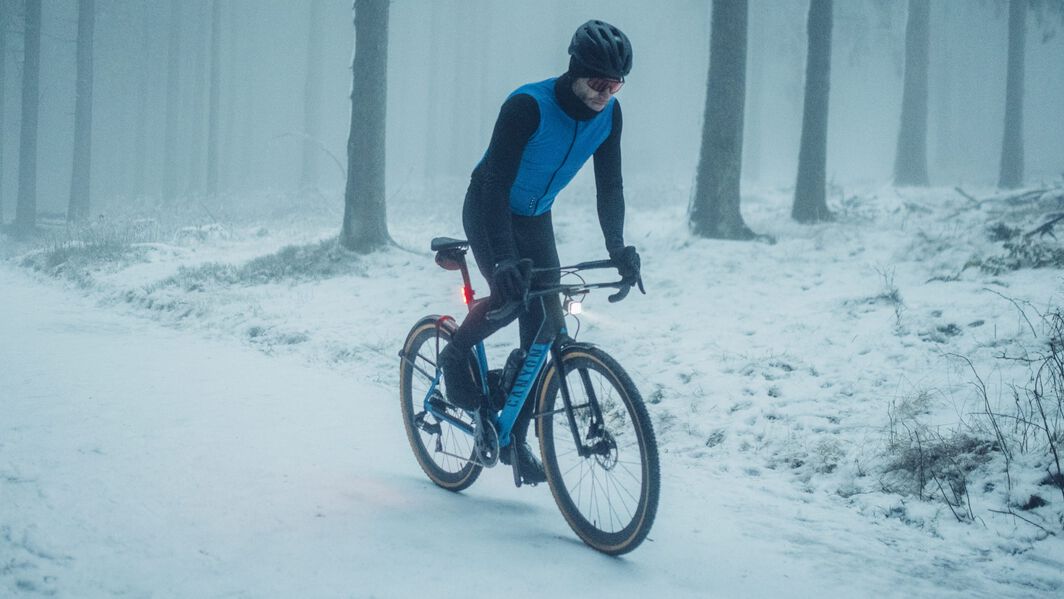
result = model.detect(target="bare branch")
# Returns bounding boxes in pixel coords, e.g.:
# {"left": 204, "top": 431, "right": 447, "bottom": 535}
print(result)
{"left": 988, "top": 508, "right": 1057, "bottom": 537}
{"left": 1025, "top": 213, "right": 1064, "bottom": 240}
{"left": 954, "top": 186, "right": 977, "bottom": 203}
{"left": 981, "top": 288, "right": 1039, "bottom": 339}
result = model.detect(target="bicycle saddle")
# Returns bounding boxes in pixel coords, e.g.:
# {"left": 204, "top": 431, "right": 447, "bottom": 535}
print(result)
{"left": 430, "top": 237, "right": 469, "bottom": 252}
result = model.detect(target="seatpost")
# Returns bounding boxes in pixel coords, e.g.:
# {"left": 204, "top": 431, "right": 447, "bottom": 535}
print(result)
{"left": 459, "top": 254, "right": 475, "bottom": 312}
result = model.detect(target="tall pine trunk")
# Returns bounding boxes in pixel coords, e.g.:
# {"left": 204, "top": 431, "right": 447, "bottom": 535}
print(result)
{"left": 133, "top": 2, "right": 150, "bottom": 198}
{"left": 163, "top": 0, "right": 181, "bottom": 202}
{"left": 744, "top": 0, "right": 764, "bottom": 182}
{"left": 423, "top": 2, "right": 443, "bottom": 183}
{"left": 932, "top": 0, "right": 953, "bottom": 179}
{"left": 15, "top": 0, "right": 42, "bottom": 233}
{"left": 68, "top": 0, "right": 95, "bottom": 222}
{"left": 689, "top": 0, "right": 753, "bottom": 240}
{"left": 206, "top": 0, "right": 221, "bottom": 196}
{"left": 0, "top": 4, "right": 7, "bottom": 225}
{"left": 792, "top": 0, "right": 833, "bottom": 223}
{"left": 301, "top": 0, "right": 323, "bottom": 189}
{"left": 187, "top": 2, "right": 207, "bottom": 197}
{"left": 998, "top": 0, "right": 1025, "bottom": 189}
{"left": 340, "top": 0, "right": 391, "bottom": 252}
{"left": 893, "top": 0, "right": 930, "bottom": 186}
{"left": 223, "top": 0, "right": 238, "bottom": 192}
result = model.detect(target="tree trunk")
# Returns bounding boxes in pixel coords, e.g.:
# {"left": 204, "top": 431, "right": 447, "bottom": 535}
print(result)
{"left": 0, "top": 3, "right": 7, "bottom": 225}
{"left": 206, "top": 0, "right": 221, "bottom": 196}
{"left": 792, "top": 0, "right": 833, "bottom": 223}
{"left": 222, "top": 0, "right": 238, "bottom": 192}
{"left": 163, "top": 0, "right": 181, "bottom": 202}
{"left": 689, "top": 0, "right": 753, "bottom": 240}
{"left": 423, "top": 1, "right": 442, "bottom": 183}
{"left": 187, "top": 1, "right": 207, "bottom": 197}
{"left": 68, "top": 0, "right": 95, "bottom": 222}
{"left": 932, "top": 0, "right": 952, "bottom": 179}
{"left": 236, "top": 11, "right": 254, "bottom": 189}
{"left": 133, "top": 1, "right": 150, "bottom": 198}
{"left": 341, "top": 0, "right": 391, "bottom": 252}
{"left": 15, "top": 0, "right": 42, "bottom": 233}
{"left": 893, "top": 0, "right": 930, "bottom": 186}
{"left": 998, "top": 0, "right": 1025, "bottom": 189}
{"left": 744, "top": 0, "right": 764, "bottom": 183}
{"left": 301, "top": 0, "right": 323, "bottom": 189}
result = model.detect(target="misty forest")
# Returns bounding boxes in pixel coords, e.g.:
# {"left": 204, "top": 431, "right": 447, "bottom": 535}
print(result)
{"left": 3, "top": 0, "right": 1064, "bottom": 595}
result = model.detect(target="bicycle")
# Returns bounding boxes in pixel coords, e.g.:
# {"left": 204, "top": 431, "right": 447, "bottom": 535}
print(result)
{"left": 398, "top": 237, "right": 660, "bottom": 555}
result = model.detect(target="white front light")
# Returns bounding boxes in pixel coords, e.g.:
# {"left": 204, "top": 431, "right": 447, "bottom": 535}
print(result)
{"left": 566, "top": 300, "right": 583, "bottom": 315}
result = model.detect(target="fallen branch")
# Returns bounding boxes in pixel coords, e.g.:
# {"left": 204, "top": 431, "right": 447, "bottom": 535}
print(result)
{"left": 933, "top": 473, "right": 965, "bottom": 523}
{"left": 1025, "top": 213, "right": 1064, "bottom": 240}
{"left": 1003, "top": 189, "right": 1048, "bottom": 204}
{"left": 988, "top": 508, "right": 1057, "bottom": 536}
{"left": 954, "top": 187, "right": 978, "bottom": 203}
{"left": 948, "top": 185, "right": 1063, "bottom": 219}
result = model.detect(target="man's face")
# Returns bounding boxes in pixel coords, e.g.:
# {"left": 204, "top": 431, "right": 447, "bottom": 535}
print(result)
{"left": 571, "top": 77, "right": 623, "bottom": 112}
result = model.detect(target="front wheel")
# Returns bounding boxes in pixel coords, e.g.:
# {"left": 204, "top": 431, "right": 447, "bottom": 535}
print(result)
{"left": 399, "top": 316, "right": 482, "bottom": 491}
{"left": 536, "top": 345, "right": 660, "bottom": 555}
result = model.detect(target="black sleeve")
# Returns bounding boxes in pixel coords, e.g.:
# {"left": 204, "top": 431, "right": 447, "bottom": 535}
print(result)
{"left": 471, "top": 94, "right": 539, "bottom": 263}
{"left": 592, "top": 101, "right": 625, "bottom": 252}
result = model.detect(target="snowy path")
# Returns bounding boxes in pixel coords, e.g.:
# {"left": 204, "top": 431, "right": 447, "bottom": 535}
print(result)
{"left": 0, "top": 266, "right": 1041, "bottom": 597}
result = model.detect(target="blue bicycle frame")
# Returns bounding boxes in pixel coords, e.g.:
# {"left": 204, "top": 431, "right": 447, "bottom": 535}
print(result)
{"left": 420, "top": 236, "right": 632, "bottom": 454}
{"left": 422, "top": 306, "right": 555, "bottom": 448}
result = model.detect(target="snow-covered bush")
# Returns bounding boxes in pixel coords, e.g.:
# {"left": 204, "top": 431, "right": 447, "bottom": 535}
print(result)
{"left": 17, "top": 217, "right": 166, "bottom": 286}
{"left": 153, "top": 237, "right": 365, "bottom": 292}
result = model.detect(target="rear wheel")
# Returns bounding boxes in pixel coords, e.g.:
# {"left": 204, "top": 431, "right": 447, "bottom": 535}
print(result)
{"left": 537, "top": 345, "right": 660, "bottom": 555}
{"left": 399, "top": 316, "right": 481, "bottom": 491}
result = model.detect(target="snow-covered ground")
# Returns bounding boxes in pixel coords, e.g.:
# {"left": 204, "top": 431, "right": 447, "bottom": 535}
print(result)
{"left": 3, "top": 182, "right": 1063, "bottom": 597}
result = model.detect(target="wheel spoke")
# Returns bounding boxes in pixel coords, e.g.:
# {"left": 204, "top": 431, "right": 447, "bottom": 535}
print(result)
{"left": 400, "top": 324, "right": 482, "bottom": 491}
{"left": 540, "top": 349, "right": 659, "bottom": 552}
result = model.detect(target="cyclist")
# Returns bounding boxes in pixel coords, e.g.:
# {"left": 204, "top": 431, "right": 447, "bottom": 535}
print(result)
{"left": 438, "top": 20, "right": 642, "bottom": 484}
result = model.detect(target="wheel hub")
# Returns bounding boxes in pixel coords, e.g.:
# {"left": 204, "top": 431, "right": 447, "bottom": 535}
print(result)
{"left": 591, "top": 429, "right": 618, "bottom": 470}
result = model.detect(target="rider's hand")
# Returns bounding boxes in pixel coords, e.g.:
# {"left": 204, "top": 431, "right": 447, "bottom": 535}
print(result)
{"left": 609, "top": 246, "right": 641, "bottom": 280}
{"left": 493, "top": 258, "right": 532, "bottom": 303}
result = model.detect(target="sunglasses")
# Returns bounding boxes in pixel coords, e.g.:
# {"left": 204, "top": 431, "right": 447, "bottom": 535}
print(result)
{"left": 586, "top": 77, "right": 624, "bottom": 94}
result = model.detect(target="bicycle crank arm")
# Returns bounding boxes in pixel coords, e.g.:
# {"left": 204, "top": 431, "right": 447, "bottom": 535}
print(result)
{"left": 432, "top": 445, "right": 496, "bottom": 469}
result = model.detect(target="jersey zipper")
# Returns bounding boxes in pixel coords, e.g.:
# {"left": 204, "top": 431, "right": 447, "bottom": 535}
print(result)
{"left": 528, "top": 120, "right": 580, "bottom": 215}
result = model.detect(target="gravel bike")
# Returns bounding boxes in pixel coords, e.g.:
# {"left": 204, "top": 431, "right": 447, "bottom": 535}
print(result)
{"left": 398, "top": 237, "right": 660, "bottom": 555}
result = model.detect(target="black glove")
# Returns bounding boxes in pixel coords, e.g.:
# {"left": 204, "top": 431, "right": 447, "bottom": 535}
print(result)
{"left": 493, "top": 258, "right": 532, "bottom": 303}
{"left": 609, "top": 246, "right": 641, "bottom": 280}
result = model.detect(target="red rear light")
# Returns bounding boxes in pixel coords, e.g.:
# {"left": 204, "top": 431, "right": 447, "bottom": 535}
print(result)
{"left": 461, "top": 287, "right": 473, "bottom": 305}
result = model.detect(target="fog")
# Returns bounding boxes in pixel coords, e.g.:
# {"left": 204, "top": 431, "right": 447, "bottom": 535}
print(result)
{"left": 1, "top": 0, "right": 1063, "bottom": 218}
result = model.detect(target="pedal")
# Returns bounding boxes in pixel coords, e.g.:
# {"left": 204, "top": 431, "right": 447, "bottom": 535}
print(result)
{"left": 413, "top": 411, "right": 441, "bottom": 436}
{"left": 427, "top": 394, "right": 450, "bottom": 414}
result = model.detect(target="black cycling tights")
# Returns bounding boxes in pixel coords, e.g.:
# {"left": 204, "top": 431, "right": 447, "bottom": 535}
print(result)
{"left": 450, "top": 203, "right": 566, "bottom": 443}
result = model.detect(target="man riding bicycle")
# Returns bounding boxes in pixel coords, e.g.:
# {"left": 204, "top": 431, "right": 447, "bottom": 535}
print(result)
{"left": 438, "top": 20, "right": 642, "bottom": 484}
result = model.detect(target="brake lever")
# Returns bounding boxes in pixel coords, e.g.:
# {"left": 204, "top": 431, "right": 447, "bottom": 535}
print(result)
{"left": 608, "top": 282, "right": 632, "bottom": 303}
{"left": 607, "top": 275, "right": 646, "bottom": 303}
{"left": 485, "top": 290, "right": 530, "bottom": 322}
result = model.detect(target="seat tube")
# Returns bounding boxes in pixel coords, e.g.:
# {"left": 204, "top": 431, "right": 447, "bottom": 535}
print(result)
{"left": 473, "top": 341, "right": 489, "bottom": 396}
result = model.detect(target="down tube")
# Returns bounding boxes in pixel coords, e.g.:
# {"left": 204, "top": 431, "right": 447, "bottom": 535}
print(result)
{"left": 496, "top": 341, "right": 551, "bottom": 447}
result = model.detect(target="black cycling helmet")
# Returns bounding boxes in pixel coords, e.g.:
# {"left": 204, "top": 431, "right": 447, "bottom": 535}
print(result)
{"left": 568, "top": 20, "right": 633, "bottom": 80}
